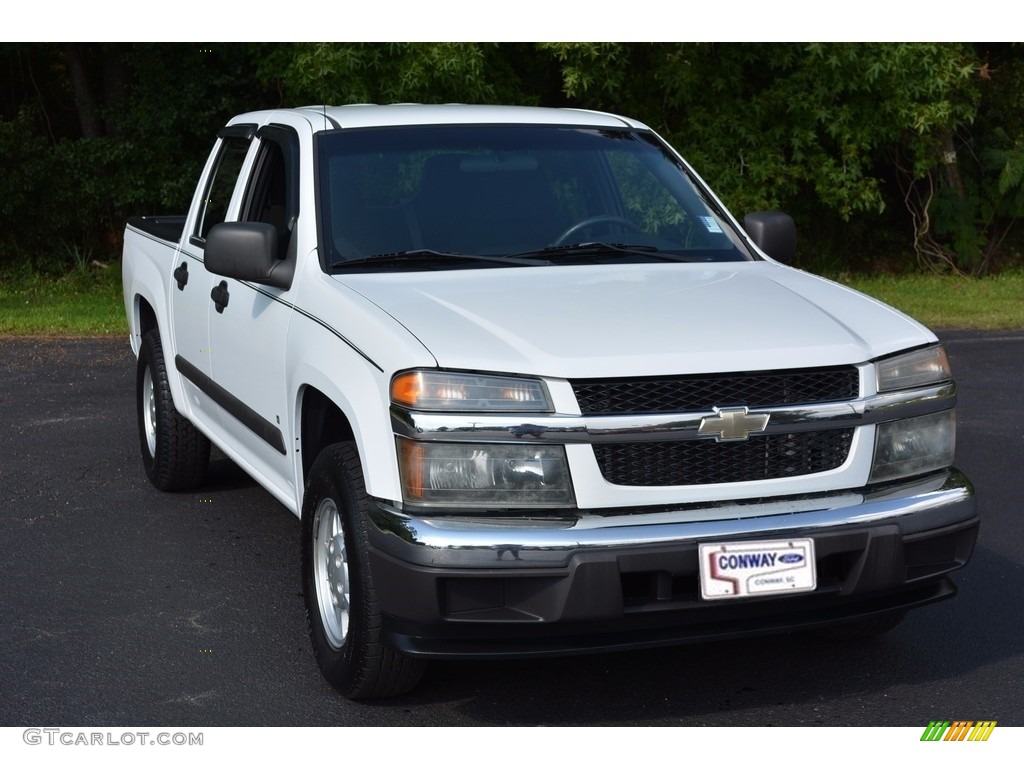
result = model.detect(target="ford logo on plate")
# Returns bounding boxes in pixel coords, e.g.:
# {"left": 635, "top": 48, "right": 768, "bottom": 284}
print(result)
{"left": 779, "top": 553, "right": 804, "bottom": 564}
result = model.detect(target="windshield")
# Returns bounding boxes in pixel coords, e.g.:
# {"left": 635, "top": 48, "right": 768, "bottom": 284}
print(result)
{"left": 317, "top": 124, "right": 753, "bottom": 271}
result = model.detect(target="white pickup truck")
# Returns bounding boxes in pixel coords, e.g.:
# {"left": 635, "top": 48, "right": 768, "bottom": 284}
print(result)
{"left": 122, "top": 104, "right": 978, "bottom": 699}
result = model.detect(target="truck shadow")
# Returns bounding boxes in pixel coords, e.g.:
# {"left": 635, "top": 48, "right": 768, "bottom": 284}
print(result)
{"left": 390, "top": 541, "right": 1019, "bottom": 725}
{"left": 202, "top": 451, "right": 261, "bottom": 493}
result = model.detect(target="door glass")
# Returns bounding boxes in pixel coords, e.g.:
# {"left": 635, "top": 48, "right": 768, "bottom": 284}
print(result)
{"left": 194, "top": 135, "right": 251, "bottom": 243}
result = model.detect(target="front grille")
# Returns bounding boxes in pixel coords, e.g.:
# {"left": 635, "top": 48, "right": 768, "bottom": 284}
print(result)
{"left": 571, "top": 367, "right": 859, "bottom": 415}
{"left": 594, "top": 429, "right": 854, "bottom": 486}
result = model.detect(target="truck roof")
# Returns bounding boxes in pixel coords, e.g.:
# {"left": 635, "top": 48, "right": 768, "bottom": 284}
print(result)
{"left": 227, "top": 103, "right": 650, "bottom": 132}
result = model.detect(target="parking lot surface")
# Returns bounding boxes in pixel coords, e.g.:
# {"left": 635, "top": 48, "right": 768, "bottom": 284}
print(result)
{"left": 1, "top": 332, "right": 1021, "bottom": 726}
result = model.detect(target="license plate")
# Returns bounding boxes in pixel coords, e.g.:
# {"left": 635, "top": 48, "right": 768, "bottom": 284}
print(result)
{"left": 698, "top": 538, "right": 816, "bottom": 600}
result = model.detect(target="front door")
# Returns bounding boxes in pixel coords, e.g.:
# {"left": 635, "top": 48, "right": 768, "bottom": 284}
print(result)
{"left": 206, "top": 125, "right": 301, "bottom": 504}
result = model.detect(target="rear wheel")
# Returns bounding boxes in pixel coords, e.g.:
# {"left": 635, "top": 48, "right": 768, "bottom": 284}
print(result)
{"left": 136, "top": 329, "right": 210, "bottom": 491}
{"left": 301, "top": 442, "right": 425, "bottom": 699}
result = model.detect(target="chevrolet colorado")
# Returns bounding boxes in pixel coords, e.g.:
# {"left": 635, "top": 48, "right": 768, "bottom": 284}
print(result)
{"left": 122, "top": 104, "right": 977, "bottom": 698}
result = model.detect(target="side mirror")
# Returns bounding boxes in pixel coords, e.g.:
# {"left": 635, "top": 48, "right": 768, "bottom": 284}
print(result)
{"left": 743, "top": 212, "right": 796, "bottom": 264}
{"left": 205, "top": 222, "right": 294, "bottom": 290}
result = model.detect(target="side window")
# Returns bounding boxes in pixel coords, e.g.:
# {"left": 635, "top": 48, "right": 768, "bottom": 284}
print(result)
{"left": 242, "top": 127, "right": 299, "bottom": 260}
{"left": 192, "top": 134, "right": 252, "bottom": 244}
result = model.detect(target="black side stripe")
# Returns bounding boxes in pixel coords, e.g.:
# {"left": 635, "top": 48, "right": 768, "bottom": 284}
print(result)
{"left": 160, "top": 260, "right": 382, "bottom": 372}
{"left": 243, "top": 282, "right": 384, "bottom": 372}
{"left": 175, "top": 355, "right": 286, "bottom": 455}
{"left": 131, "top": 226, "right": 381, "bottom": 372}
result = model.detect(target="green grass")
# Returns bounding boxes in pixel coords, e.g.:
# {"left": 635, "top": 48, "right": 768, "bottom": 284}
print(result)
{"left": 1, "top": 263, "right": 1021, "bottom": 336}
{"left": 835, "top": 271, "right": 1024, "bottom": 331}
{"left": 0, "top": 264, "right": 126, "bottom": 336}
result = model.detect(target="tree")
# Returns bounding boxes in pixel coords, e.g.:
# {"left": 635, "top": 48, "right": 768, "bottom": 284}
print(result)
{"left": 0, "top": 43, "right": 277, "bottom": 269}
{"left": 259, "top": 43, "right": 522, "bottom": 106}
{"left": 3, "top": 42, "right": 1023, "bottom": 274}
{"left": 544, "top": 42, "right": 1024, "bottom": 274}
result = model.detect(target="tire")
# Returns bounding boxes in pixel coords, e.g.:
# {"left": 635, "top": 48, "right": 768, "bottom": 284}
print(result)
{"left": 136, "top": 329, "right": 210, "bottom": 491}
{"left": 813, "top": 609, "right": 907, "bottom": 642}
{"left": 301, "top": 442, "right": 425, "bottom": 699}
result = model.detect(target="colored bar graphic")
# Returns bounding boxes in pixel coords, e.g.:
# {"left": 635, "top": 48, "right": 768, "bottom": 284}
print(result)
{"left": 920, "top": 720, "right": 996, "bottom": 742}
{"left": 968, "top": 721, "right": 997, "bottom": 741}
{"left": 944, "top": 721, "right": 971, "bottom": 741}
{"left": 921, "top": 721, "right": 950, "bottom": 741}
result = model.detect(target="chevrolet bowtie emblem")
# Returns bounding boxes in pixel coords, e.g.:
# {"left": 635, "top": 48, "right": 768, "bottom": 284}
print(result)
{"left": 698, "top": 407, "right": 770, "bottom": 441}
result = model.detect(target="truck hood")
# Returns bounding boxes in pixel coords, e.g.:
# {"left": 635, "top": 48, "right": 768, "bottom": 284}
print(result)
{"left": 335, "top": 262, "right": 935, "bottom": 378}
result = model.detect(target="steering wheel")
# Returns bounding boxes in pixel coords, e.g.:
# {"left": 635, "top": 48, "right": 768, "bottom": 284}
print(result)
{"left": 552, "top": 216, "right": 645, "bottom": 246}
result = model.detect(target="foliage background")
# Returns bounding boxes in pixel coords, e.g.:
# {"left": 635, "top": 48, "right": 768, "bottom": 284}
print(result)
{"left": 2, "top": 42, "right": 1022, "bottom": 276}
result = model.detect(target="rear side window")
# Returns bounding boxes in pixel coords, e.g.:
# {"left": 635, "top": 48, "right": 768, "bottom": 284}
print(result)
{"left": 192, "top": 133, "right": 252, "bottom": 244}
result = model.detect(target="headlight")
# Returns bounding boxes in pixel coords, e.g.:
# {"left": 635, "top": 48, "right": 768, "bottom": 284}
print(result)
{"left": 397, "top": 438, "right": 574, "bottom": 508}
{"left": 391, "top": 370, "right": 553, "bottom": 412}
{"left": 876, "top": 346, "right": 951, "bottom": 392}
{"left": 870, "top": 410, "right": 955, "bottom": 483}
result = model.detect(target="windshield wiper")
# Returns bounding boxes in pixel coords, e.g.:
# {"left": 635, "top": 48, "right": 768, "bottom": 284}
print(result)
{"left": 332, "top": 249, "right": 551, "bottom": 271}
{"left": 510, "top": 242, "right": 696, "bottom": 262}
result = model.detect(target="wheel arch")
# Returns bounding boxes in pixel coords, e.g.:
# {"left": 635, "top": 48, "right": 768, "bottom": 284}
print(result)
{"left": 136, "top": 294, "right": 158, "bottom": 340}
{"left": 289, "top": 348, "right": 402, "bottom": 512}
{"left": 299, "top": 384, "right": 357, "bottom": 492}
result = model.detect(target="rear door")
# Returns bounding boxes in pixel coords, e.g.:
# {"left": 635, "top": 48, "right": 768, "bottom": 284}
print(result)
{"left": 170, "top": 125, "right": 254, "bottom": 433}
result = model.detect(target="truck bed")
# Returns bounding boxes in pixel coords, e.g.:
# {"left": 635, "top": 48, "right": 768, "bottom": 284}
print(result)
{"left": 127, "top": 215, "right": 187, "bottom": 244}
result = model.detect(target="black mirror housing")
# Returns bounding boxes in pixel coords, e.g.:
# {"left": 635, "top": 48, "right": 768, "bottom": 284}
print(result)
{"left": 205, "top": 222, "right": 294, "bottom": 290}
{"left": 743, "top": 212, "right": 797, "bottom": 264}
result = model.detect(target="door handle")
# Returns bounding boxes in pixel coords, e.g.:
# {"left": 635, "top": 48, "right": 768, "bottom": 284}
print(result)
{"left": 173, "top": 262, "right": 188, "bottom": 290}
{"left": 211, "top": 281, "right": 229, "bottom": 313}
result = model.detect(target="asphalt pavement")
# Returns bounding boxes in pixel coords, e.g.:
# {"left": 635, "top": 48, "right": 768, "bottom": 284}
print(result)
{"left": 1, "top": 332, "right": 1021, "bottom": 726}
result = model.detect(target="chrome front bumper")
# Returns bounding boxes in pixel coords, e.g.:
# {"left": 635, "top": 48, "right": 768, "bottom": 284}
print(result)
{"left": 367, "top": 470, "right": 975, "bottom": 570}
{"left": 364, "top": 469, "right": 977, "bottom": 658}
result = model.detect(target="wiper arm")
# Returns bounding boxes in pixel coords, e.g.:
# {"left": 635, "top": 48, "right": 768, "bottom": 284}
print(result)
{"left": 511, "top": 242, "right": 695, "bottom": 262}
{"left": 332, "top": 249, "right": 550, "bottom": 270}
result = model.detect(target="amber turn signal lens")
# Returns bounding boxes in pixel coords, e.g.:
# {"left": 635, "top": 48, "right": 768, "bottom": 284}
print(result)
{"left": 390, "top": 371, "right": 424, "bottom": 408}
{"left": 389, "top": 370, "right": 552, "bottom": 412}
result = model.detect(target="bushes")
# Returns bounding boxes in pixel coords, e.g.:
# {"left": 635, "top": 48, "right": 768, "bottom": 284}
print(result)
{"left": 0, "top": 109, "right": 57, "bottom": 269}
{"left": 3, "top": 43, "right": 1024, "bottom": 275}
{"left": 0, "top": 125, "right": 184, "bottom": 271}
{"left": 0, "top": 43, "right": 271, "bottom": 271}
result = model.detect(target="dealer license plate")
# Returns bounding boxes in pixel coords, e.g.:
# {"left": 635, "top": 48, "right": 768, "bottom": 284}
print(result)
{"left": 698, "top": 539, "right": 816, "bottom": 600}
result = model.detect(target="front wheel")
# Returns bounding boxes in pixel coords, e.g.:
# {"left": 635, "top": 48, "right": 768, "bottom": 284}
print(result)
{"left": 136, "top": 329, "right": 210, "bottom": 491}
{"left": 301, "top": 442, "right": 425, "bottom": 699}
